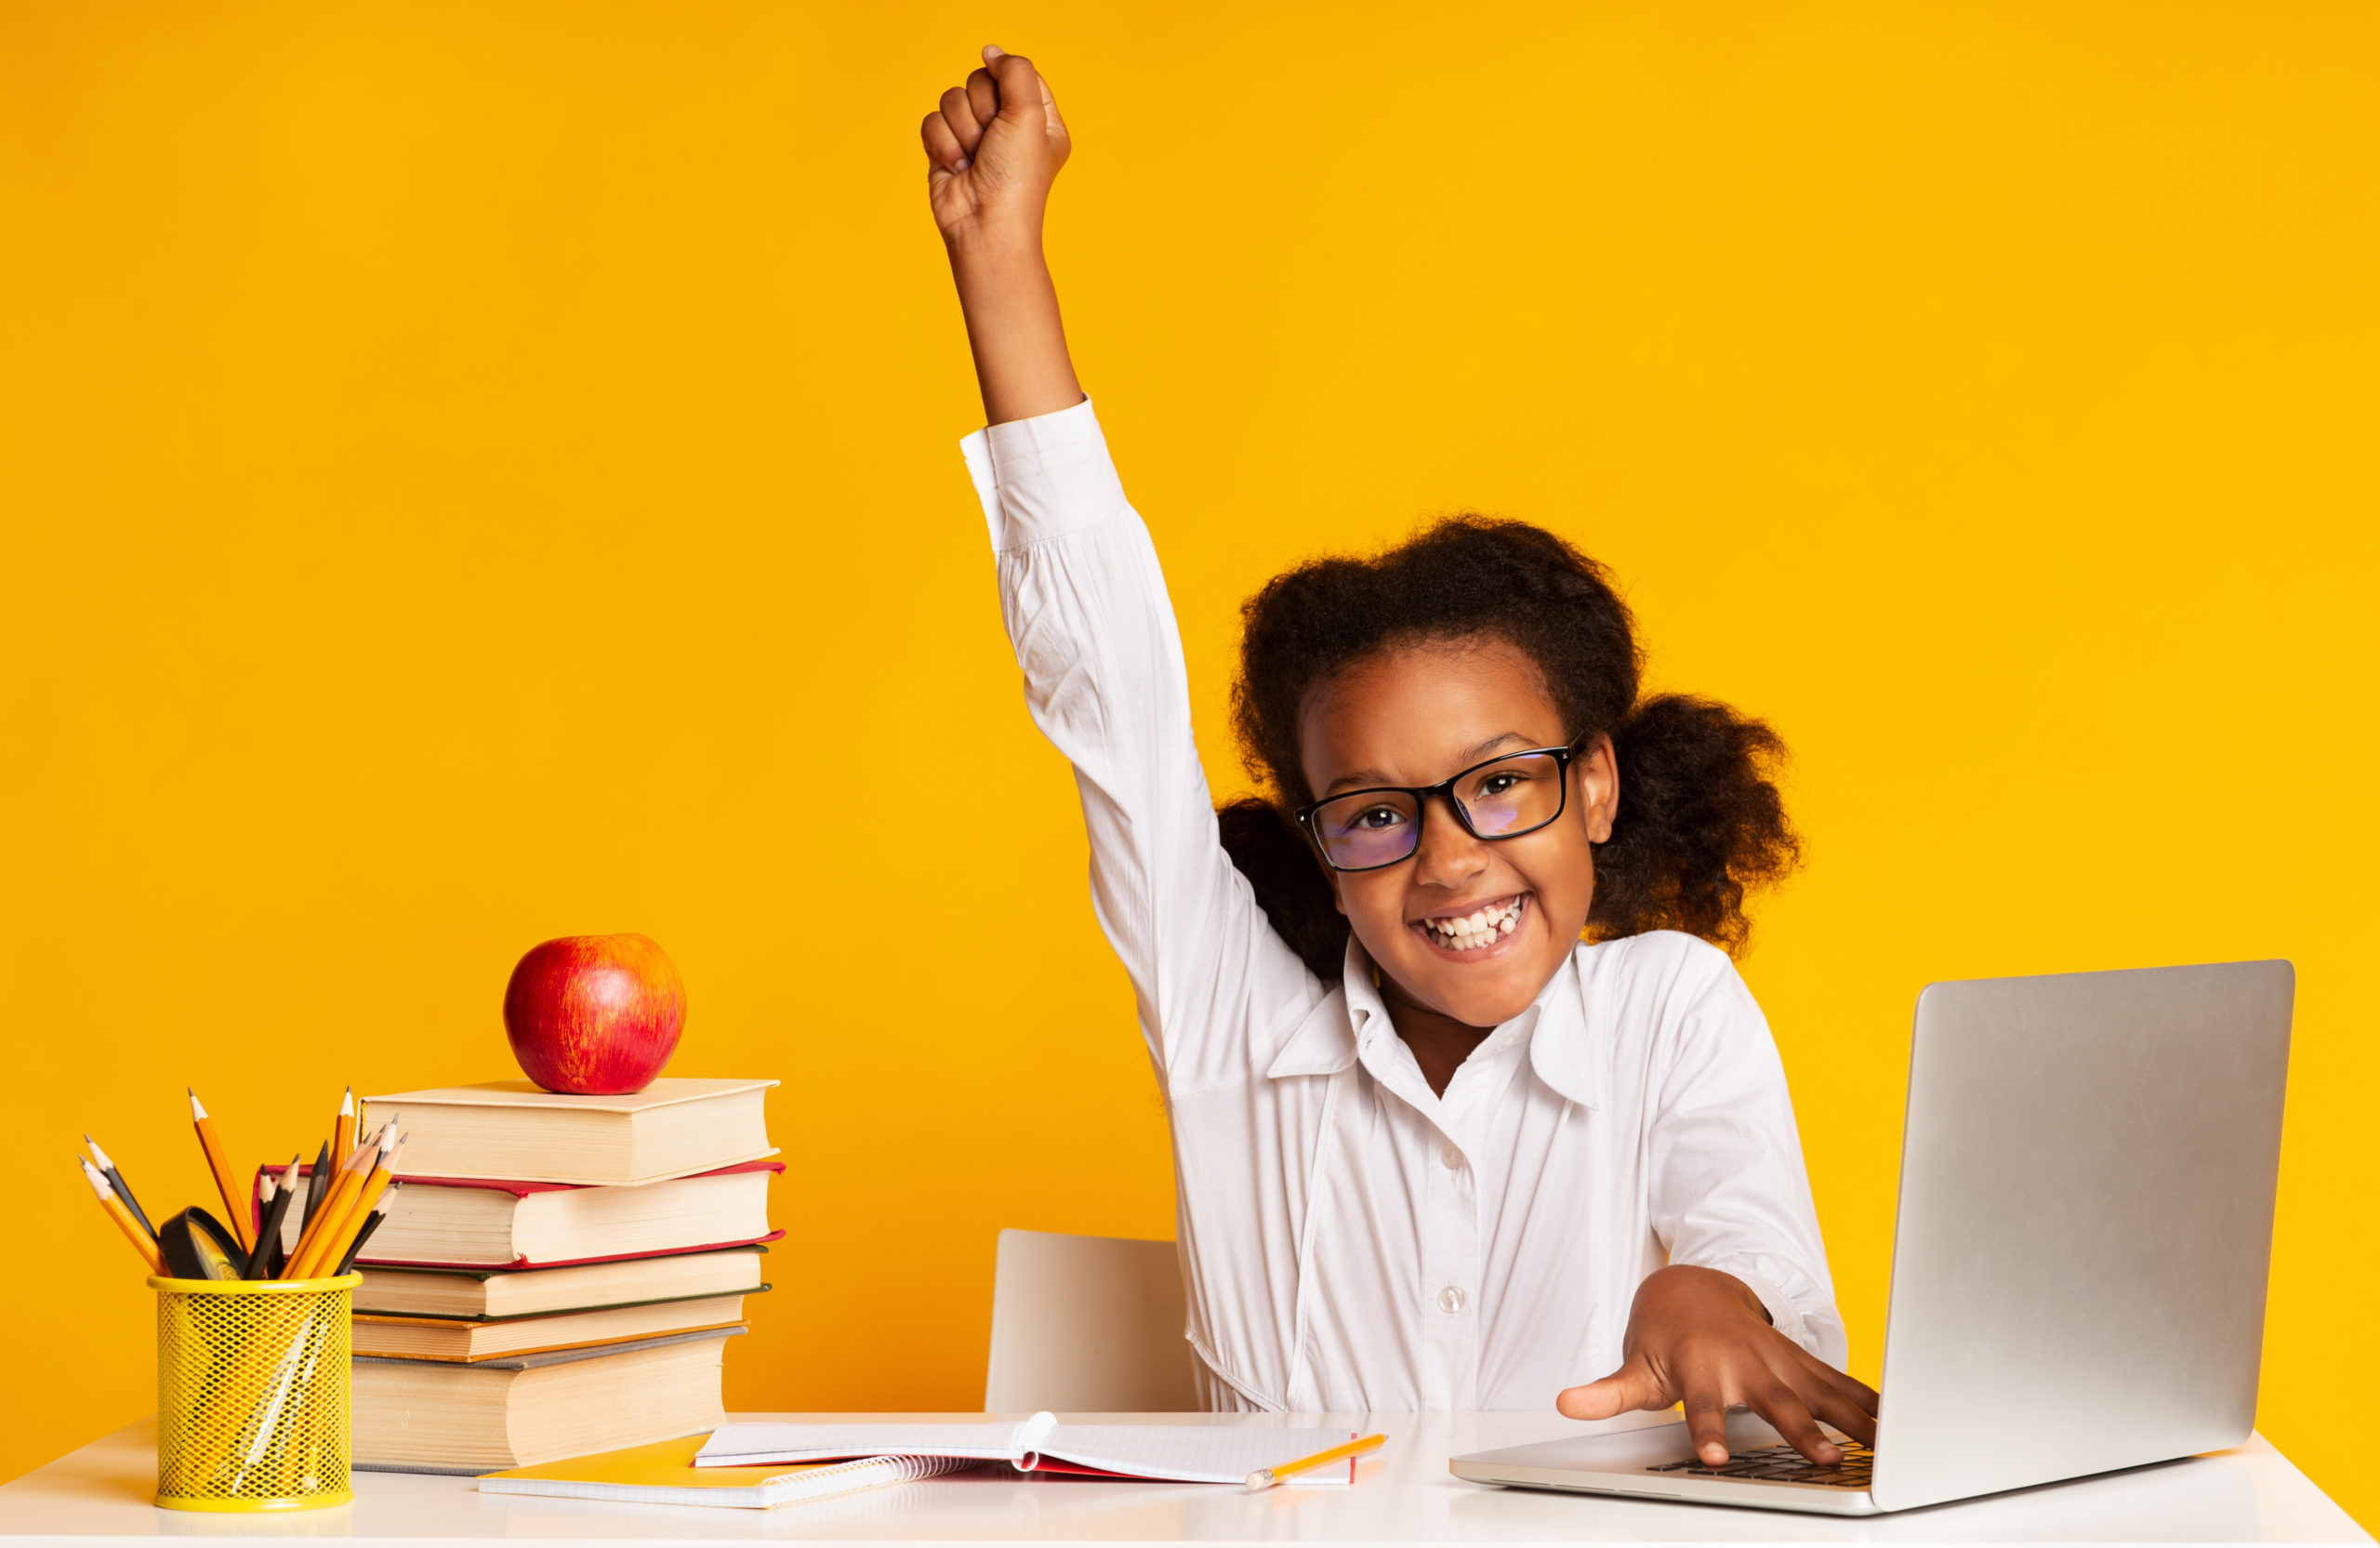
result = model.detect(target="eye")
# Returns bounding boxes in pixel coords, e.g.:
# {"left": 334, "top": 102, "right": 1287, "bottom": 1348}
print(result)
{"left": 1477, "top": 773, "right": 1523, "bottom": 797}
{"left": 1352, "top": 805, "right": 1408, "bottom": 831}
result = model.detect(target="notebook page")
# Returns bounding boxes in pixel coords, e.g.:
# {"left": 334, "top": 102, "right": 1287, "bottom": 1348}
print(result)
{"left": 695, "top": 1417, "right": 1041, "bottom": 1467}
{"left": 1036, "top": 1425, "right": 1358, "bottom": 1485}
{"left": 481, "top": 1453, "right": 980, "bottom": 1509}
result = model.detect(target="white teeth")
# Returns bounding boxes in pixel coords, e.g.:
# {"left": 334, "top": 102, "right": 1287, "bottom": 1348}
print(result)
{"left": 1418, "top": 897, "right": 1526, "bottom": 952}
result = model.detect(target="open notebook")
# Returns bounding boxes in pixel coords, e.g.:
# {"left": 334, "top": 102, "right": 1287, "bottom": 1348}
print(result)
{"left": 480, "top": 1434, "right": 981, "bottom": 1508}
{"left": 695, "top": 1414, "right": 1362, "bottom": 1484}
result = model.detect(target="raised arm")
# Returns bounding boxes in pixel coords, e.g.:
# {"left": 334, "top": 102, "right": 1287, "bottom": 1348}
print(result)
{"left": 921, "top": 47, "right": 1082, "bottom": 426}
{"left": 919, "top": 49, "right": 1322, "bottom": 1085}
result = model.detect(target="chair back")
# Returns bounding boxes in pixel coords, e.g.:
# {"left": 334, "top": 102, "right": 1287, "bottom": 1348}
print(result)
{"left": 984, "top": 1228, "right": 1199, "bottom": 1412}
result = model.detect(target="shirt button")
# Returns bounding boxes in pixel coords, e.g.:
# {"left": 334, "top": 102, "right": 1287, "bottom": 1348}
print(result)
{"left": 1437, "top": 1286, "right": 1467, "bottom": 1315}
{"left": 1440, "top": 1144, "right": 1462, "bottom": 1171}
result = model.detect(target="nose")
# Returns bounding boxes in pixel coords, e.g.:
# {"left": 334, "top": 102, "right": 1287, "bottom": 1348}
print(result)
{"left": 1411, "top": 792, "right": 1490, "bottom": 890}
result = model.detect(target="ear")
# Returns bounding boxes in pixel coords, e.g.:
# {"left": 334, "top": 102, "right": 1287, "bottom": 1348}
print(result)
{"left": 1578, "top": 732, "right": 1619, "bottom": 844}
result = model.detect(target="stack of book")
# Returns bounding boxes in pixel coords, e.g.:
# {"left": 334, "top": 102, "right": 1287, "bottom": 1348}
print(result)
{"left": 264, "top": 1078, "right": 779, "bottom": 1474}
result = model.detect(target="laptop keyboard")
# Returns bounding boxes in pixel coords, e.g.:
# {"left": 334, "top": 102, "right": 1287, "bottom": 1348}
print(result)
{"left": 1645, "top": 1441, "right": 1874, "bottom": 1489}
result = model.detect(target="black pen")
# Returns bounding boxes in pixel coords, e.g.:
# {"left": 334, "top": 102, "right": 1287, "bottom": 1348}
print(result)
{"left": 85, "top": 1136, "right": 156, "bottom": 1241}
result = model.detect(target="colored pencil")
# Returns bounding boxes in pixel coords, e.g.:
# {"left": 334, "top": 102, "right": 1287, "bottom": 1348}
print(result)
{"left": 295, "top": 1128, "right": 401, "bottom": 1280}
{"left": 331, "top": 1184, "right": 399, "bottom": 1277}
{"left": 245, "top": 1156, "right": 301, "bottom": 1279}
{"left": 283, "top": 1119, "right": 386, "bottom": 1278}
{"left": 331, "top": 1088, "right": 354, "bottom": 1170}
{"left": 84, "top": 1135, "right": 156, "bottom": 1241}
{"left": 187, "top": 1089, "right": 255, "bottom": 1254}
{"left": 300, "top": 1139, "right": 332, "bottom": 1228}
{"left": 80, "top": 1158, "right": 163, "bottom": 1276}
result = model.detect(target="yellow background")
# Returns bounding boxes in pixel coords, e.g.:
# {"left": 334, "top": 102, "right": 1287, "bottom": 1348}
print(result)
{"left": 4, "top": 0, "right": 2373, "bottom": 1526}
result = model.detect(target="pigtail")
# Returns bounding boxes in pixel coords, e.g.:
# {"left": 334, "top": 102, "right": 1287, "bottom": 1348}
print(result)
{"left": 1216, "top": 796, "right": 1350, "bottom": 981}
{"left": 1593, "top": 695, "right": 1800, "bottom": 954}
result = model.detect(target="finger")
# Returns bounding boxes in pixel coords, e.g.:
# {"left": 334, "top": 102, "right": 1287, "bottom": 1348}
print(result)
{"left": 1682, "top": 1388, "right": 1732, "bottom": 1466}
{"left": 920, "top": 112, "right": 967, "bottom": 176}
{"left": 1782, "top": 1346, "right": 1882, "bottom": 1418}
{"left": 1798, "top": 1377, "right": 1880, "bottom": 1448}
{"left": 1555, "top": 1358, "right": 1667, "bottom": 1421}
{"left": 1747, "top": 1382, "right": 1840, "bottom": 1465}
{"left": 937, "top": 86, "right": 985, "bottom": 158}
{"left": 1031, "top": 60, "right": 1065, "bottom": 135}
{"left": 1823, "top": 1365, "right": 1882, "bottom": 1416}
{"left": 986, "top": 51, "right": 1051, "bottom": 127}
{"left": 964, "top": 67, "right": 999, "bottom": 136}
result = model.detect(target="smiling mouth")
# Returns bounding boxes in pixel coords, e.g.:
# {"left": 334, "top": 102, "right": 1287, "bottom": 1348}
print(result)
{"left": 1413, "top": 894, "right": 1527, "bottom": 953}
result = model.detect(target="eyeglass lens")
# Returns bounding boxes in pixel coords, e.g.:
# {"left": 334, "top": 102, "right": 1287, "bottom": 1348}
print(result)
{"left": 1308, "top": 751, "right": 1567, "bottom": 870}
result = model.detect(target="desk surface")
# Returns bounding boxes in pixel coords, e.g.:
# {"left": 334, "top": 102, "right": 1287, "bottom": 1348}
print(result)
{"left": 0, "top": 1414, "right": 2365, "bottom": 1547}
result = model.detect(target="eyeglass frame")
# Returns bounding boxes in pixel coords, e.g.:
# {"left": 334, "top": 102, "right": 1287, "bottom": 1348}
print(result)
{"left": 1292, "top": 742, "right": 1585, "bottom": 874}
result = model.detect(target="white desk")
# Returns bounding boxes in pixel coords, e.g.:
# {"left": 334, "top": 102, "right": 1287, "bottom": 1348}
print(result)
{"left": 0, "top": 1414, "right": 2365, "bottom": 1546}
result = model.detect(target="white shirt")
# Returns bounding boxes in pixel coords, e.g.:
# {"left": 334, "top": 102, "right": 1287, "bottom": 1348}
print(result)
{"left": 960, "top": 399, "right": 1845, "bottom": 1414}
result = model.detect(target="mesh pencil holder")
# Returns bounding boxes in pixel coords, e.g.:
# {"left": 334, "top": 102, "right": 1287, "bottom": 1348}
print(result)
{"left": 151, "top": 1274, "right": 361, "bottom": 1513}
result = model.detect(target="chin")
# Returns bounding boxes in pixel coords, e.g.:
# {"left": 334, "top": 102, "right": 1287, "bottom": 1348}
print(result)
{"left": 1430, "top": 977, "right": 1550, "bottom": 1028}
{"left": 1379, "top": 947, "right": 1563, "bottom": 1028}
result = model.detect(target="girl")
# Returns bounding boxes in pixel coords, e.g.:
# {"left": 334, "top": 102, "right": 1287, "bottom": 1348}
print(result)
{"left": 921, "top": 48, "right": 1879, "bottom": 1468}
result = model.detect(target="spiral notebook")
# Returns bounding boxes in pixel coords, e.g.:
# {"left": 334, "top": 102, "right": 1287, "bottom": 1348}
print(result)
{"left": 694, "top": 1413, "right": 1363, "bottom": 1484}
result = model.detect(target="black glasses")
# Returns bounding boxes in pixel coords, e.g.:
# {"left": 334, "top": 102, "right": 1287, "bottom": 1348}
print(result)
{"left": 1295, "top": 745, "right": 1579, "bottom": 873}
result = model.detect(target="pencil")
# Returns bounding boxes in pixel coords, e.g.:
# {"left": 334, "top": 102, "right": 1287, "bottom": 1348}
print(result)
{"left": 245, "top": 1171, "right": 279, "bottom": 1278}
{"left": 300, "top": 1139, "right": 332, "bottom": 1228}
{"left": 83, "top": 1135, "right": 156, "bottom": 1241}
{"left": 80, "top": 1158, "right": 163, "bottom": 1276}
{"left": 245, "top": 1156, "right": 301, "bottom": 1279}
{"left": 1244, "top": 1434, "right": 1385, "bottom": 1490}
{"left": 281, "top": 1125, "right": 374, "bottom": 1277}
{"left": 296, "top": 1129, "right": 402, "bottom": 1280}
{"left": 283, "top": 1120, "right": 386, "bottom": 1279}
{"left": 331, "top": 1183, "right": 399, "bottom": 1277}
{"left": 187, "top": 1089, "right": 255, "bottom": 1254}
{"left": 331, "top": 1087, "right": 354, "bottom": 1169}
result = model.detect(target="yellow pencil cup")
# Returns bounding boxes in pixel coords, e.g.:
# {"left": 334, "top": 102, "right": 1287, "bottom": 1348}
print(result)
{"left": 151, "top": 1274, "right": 361, "bottom": 1513}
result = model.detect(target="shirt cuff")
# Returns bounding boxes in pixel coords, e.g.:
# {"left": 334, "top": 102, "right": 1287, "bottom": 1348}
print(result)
{"left": 1720, "top": 1262, "right": 1819, "bottom": 1359}
{"left": 958, "top": 396, "right": 1128, "bottom": 555}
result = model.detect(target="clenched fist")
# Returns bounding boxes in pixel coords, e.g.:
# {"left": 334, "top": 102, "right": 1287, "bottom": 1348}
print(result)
{"left": 921, "top": 46, "right": 1070, "bottom": 252}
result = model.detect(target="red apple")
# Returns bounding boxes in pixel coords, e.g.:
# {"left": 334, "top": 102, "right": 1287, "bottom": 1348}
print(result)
{"left": 503, "top": 933, "right": 686, "bottom": 1094}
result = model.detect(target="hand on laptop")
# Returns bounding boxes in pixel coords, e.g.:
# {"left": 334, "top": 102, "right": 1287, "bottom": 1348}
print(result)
{"left": 1555, "top": 1265, "right": 1880, "bottom": 1467}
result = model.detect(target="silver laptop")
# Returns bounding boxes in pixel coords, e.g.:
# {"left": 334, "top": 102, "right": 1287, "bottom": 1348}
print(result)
{"left": 1452, "top": 959, "right": 2294, "bottom": 1515}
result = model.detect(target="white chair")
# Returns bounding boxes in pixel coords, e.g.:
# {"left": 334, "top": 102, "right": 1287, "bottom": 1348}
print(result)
{"left": 984, "top": 1228, "right": 1201, "bottom": 1412}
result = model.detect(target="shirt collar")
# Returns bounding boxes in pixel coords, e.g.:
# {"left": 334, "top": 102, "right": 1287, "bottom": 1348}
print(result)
{"left": 1263, "top": 933, "right": 1602, "bottom": 1110}
{"left": 1259, "top": 933, "right": 1372, "bottom": 1078}
{"left": 1527, "top": 946, "right": 1602, "bottom": 1109}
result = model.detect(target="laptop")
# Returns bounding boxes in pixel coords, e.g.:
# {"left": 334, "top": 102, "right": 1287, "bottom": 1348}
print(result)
{"left": 1451, "top": 959, "right": 2294, "bottom": 1515}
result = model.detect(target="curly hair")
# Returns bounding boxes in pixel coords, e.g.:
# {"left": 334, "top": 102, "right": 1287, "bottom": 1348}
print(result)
{"left": 1219, "top": 515, "right": 1801, "bottom": 980}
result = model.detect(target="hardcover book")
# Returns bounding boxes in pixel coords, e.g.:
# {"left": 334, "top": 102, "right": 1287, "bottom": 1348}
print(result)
{"left": 360, "top": 1077, "right": 776, "bottom": 1185}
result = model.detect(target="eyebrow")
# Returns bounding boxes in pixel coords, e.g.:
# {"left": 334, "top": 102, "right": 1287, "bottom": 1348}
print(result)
{"left": 1319, "top": 732, "right": 1537, "bottom": 796}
